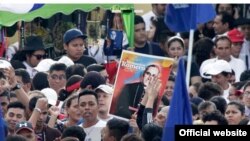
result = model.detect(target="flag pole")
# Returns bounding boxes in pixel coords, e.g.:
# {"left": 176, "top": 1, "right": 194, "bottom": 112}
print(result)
{"left": 185, "top": 29, "right": 194, "bottom": 88}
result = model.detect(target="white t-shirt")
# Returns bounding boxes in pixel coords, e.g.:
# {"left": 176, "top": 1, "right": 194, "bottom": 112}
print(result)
{"left": 81, "top": 120, "right": 106, "bottom": 141}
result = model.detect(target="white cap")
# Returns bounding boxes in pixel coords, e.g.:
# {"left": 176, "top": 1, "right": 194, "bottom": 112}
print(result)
{"left": 41, "top": 88, "right": 58, "bottom": 106}
{"left": 95, "top": 84, "right": 114, "bottom": 95}
{"left": 0, "top": 59, "right": 12, "bottom": 69}
{"left": 34, "top": 59, "right": 56, "bottom": 72}
{"left": 58, "top": 56, "right": 74, "bottom": 67}
{"left": 204, "top": 60, "right": 232, "bottom": 76}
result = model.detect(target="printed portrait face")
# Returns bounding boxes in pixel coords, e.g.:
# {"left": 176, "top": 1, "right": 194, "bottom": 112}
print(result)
{"left": 143, "top": 65, "right": 160, "bottom": 88}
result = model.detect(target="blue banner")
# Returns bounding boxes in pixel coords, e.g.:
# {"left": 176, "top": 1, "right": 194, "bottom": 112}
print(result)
{"left": 165, "top": 4, "right": 216, "bottom": 32}
{"left": 162, "top": 57, "right": 193, "bottom": 141}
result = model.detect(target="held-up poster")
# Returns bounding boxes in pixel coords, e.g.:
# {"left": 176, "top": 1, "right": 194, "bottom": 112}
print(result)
{"left": 109, "top": 50, "right": 174, "bottom": 119}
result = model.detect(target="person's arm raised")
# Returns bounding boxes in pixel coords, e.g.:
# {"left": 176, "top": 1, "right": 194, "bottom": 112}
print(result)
{"left": 4, "top": 67, "right": 30, "bottom": 109}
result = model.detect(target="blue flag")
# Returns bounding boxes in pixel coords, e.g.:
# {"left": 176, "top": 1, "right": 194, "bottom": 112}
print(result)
{"left": 162, "top": 57, "right": 193, "bottom": 141}
{"left": 165, "top": 4, "right": 216, "bottom": 32}
{"left": 0, "top": 105, "right": 5, "bottom": 140}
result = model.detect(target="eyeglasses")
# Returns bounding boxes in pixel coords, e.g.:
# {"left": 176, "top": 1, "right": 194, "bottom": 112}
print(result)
{"left": 50, "top": 74, "right": 66, "bottom": 80}
{"left": 32, "top": 54, "right": 46, "bottom": 60}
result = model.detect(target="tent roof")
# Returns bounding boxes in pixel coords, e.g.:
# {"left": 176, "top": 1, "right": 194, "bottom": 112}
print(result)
{"left": 0, "top": 4, "right": 134, "bottom": 27}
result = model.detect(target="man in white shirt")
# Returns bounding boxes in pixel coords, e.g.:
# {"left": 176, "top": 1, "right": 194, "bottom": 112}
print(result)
{"left": 203, "top": 60, "right": 232, "bottom": 103}
{"left": 78, "top": 89, "right": 106, "bottom": 141}
{"left": 200, "top": 36, "right": 246, "bottom": 82}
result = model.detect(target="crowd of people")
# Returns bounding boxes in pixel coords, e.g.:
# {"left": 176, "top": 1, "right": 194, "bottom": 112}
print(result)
{"left": 1, "top": 3, "right": 250, "bottom": 141}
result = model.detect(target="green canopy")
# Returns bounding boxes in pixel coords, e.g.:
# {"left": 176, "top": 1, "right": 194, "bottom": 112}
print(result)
{"left": 0, "top": 4, "right": 134, "bottom": 47}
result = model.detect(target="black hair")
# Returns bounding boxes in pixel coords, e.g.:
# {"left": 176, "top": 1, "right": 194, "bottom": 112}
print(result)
{"left": 86, "top": 64, "right": 105, "bottom": 72}
{"left": 0, "top": 90, "right": 10, "bottom": 100}
{"left": 159, "top": 30, "right": 176, "bottom": 46}
{"left": 78, "top": 89, "right": 98, "bottom": 103}
{"left": 80, "top": 71, "right": 105, "bottom": 89}
{"left": 215, "top": 4, "right": 236, "bottom": 15}
{"left": 190, "top": 97, "right": 204, "bottom": 107}
{"left": 226, "top": 101, "right": 245, "bottom": 115}
{"left": 191, "top": 102, "right": 198, "bottom": 116}
{"left": 7, "top": 101, "right": 25, "bottom": 111}
{"left": 32, "top": 72, "right": 49, "bottom": 90}
{"left": 210, "top": 96, "right": 227, "bottom": 114}
{"left": 9, "top": 92, "right": 16, "bottom": 98}
{"left": 150, "top": 17, "right": 170, "bottom": 43}
{"left": 193, "top": 37, "right": 214, "bottom": 67}
{"left": 168, "top": 75, "right": 175, "bottom": 82}
{"left": 239, "top": 118, "right": 250, "bottom": 125}
{"left": 66, "top": 64, "right": 86, "bottom": 80}
{"left": 135, "top": 15, "right": 145, "bottom": 25}
{"left": 49, "top": 63, "right": 67, "bottom": 73}
{"left": 240, "top": 70, "right": 250, "bottom": 82}
{"left": 141, "top": 123, "right": 162, "bottom": 141}
{"left": 15, "top": 68, "right": 31, "bottom": 84}
{"left": 161, "top": 95, "right": 169, "bottom": 106}
{"left": 6, "top": 135, "right": 28, "bottom": 141}
{"left": 198, "top": 82, "right": 223, "bottom": 101}
{"left": 202, "top": 110, "right": 228, "bottom": 125}
{"left": 106, "top": 118, "right": 130, "bottom": 141}
{"left": 218, "top": 11, "right": 235, "bottom": 30}
{"left": 61, "top": 125, "right": 86, "bottom": 141}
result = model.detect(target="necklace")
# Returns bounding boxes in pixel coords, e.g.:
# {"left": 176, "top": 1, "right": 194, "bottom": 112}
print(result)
{"left": 84, "top": 126, "right": 96, "bottom": 141}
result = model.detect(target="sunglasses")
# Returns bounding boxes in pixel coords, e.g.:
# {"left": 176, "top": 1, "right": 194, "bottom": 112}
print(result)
{"left": 32, "top": 54, "right": 46, "bottom": 60}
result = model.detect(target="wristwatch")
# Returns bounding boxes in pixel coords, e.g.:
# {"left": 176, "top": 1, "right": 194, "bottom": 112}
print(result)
{"left": 11, "top": 83, "right": 22, "bottom": 91}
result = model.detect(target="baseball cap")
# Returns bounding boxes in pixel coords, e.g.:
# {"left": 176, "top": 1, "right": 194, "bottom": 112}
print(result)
{"left": 95, "top": 84, "right": 114, "bottom": 95}
{"left": 41, "top": 88, "right": 58, "bottom": 106}
{"left": 15, "top": 121, "right": 34, "bottom": 133}
{"left": 227, "top": 29, "right": 244, "bottom": 43}
{"left": 0, "top": 59, "right": 12, "bottom": 69}
{"left": 204, "top": 60, "right": 232, "bottom": 76}
{"left": 34, "top": 59, "right": 56, "bottom": 72}
{"left": 63, "top": 28, "right": 87, "bottom": 44}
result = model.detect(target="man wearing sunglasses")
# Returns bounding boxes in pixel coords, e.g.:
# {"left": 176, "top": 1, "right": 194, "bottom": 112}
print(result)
{"left": 11, "top": 36, "right": 46, "bottom": 78}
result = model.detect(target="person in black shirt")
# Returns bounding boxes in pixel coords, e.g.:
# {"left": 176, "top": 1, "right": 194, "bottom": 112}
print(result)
{"left": 63, "top": 28, "right": 97, "bottom": 67}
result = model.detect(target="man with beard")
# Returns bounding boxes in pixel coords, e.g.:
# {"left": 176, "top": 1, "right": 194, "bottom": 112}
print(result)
{"left": 78, "top": 89, "right": 106, "bottom": 141}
